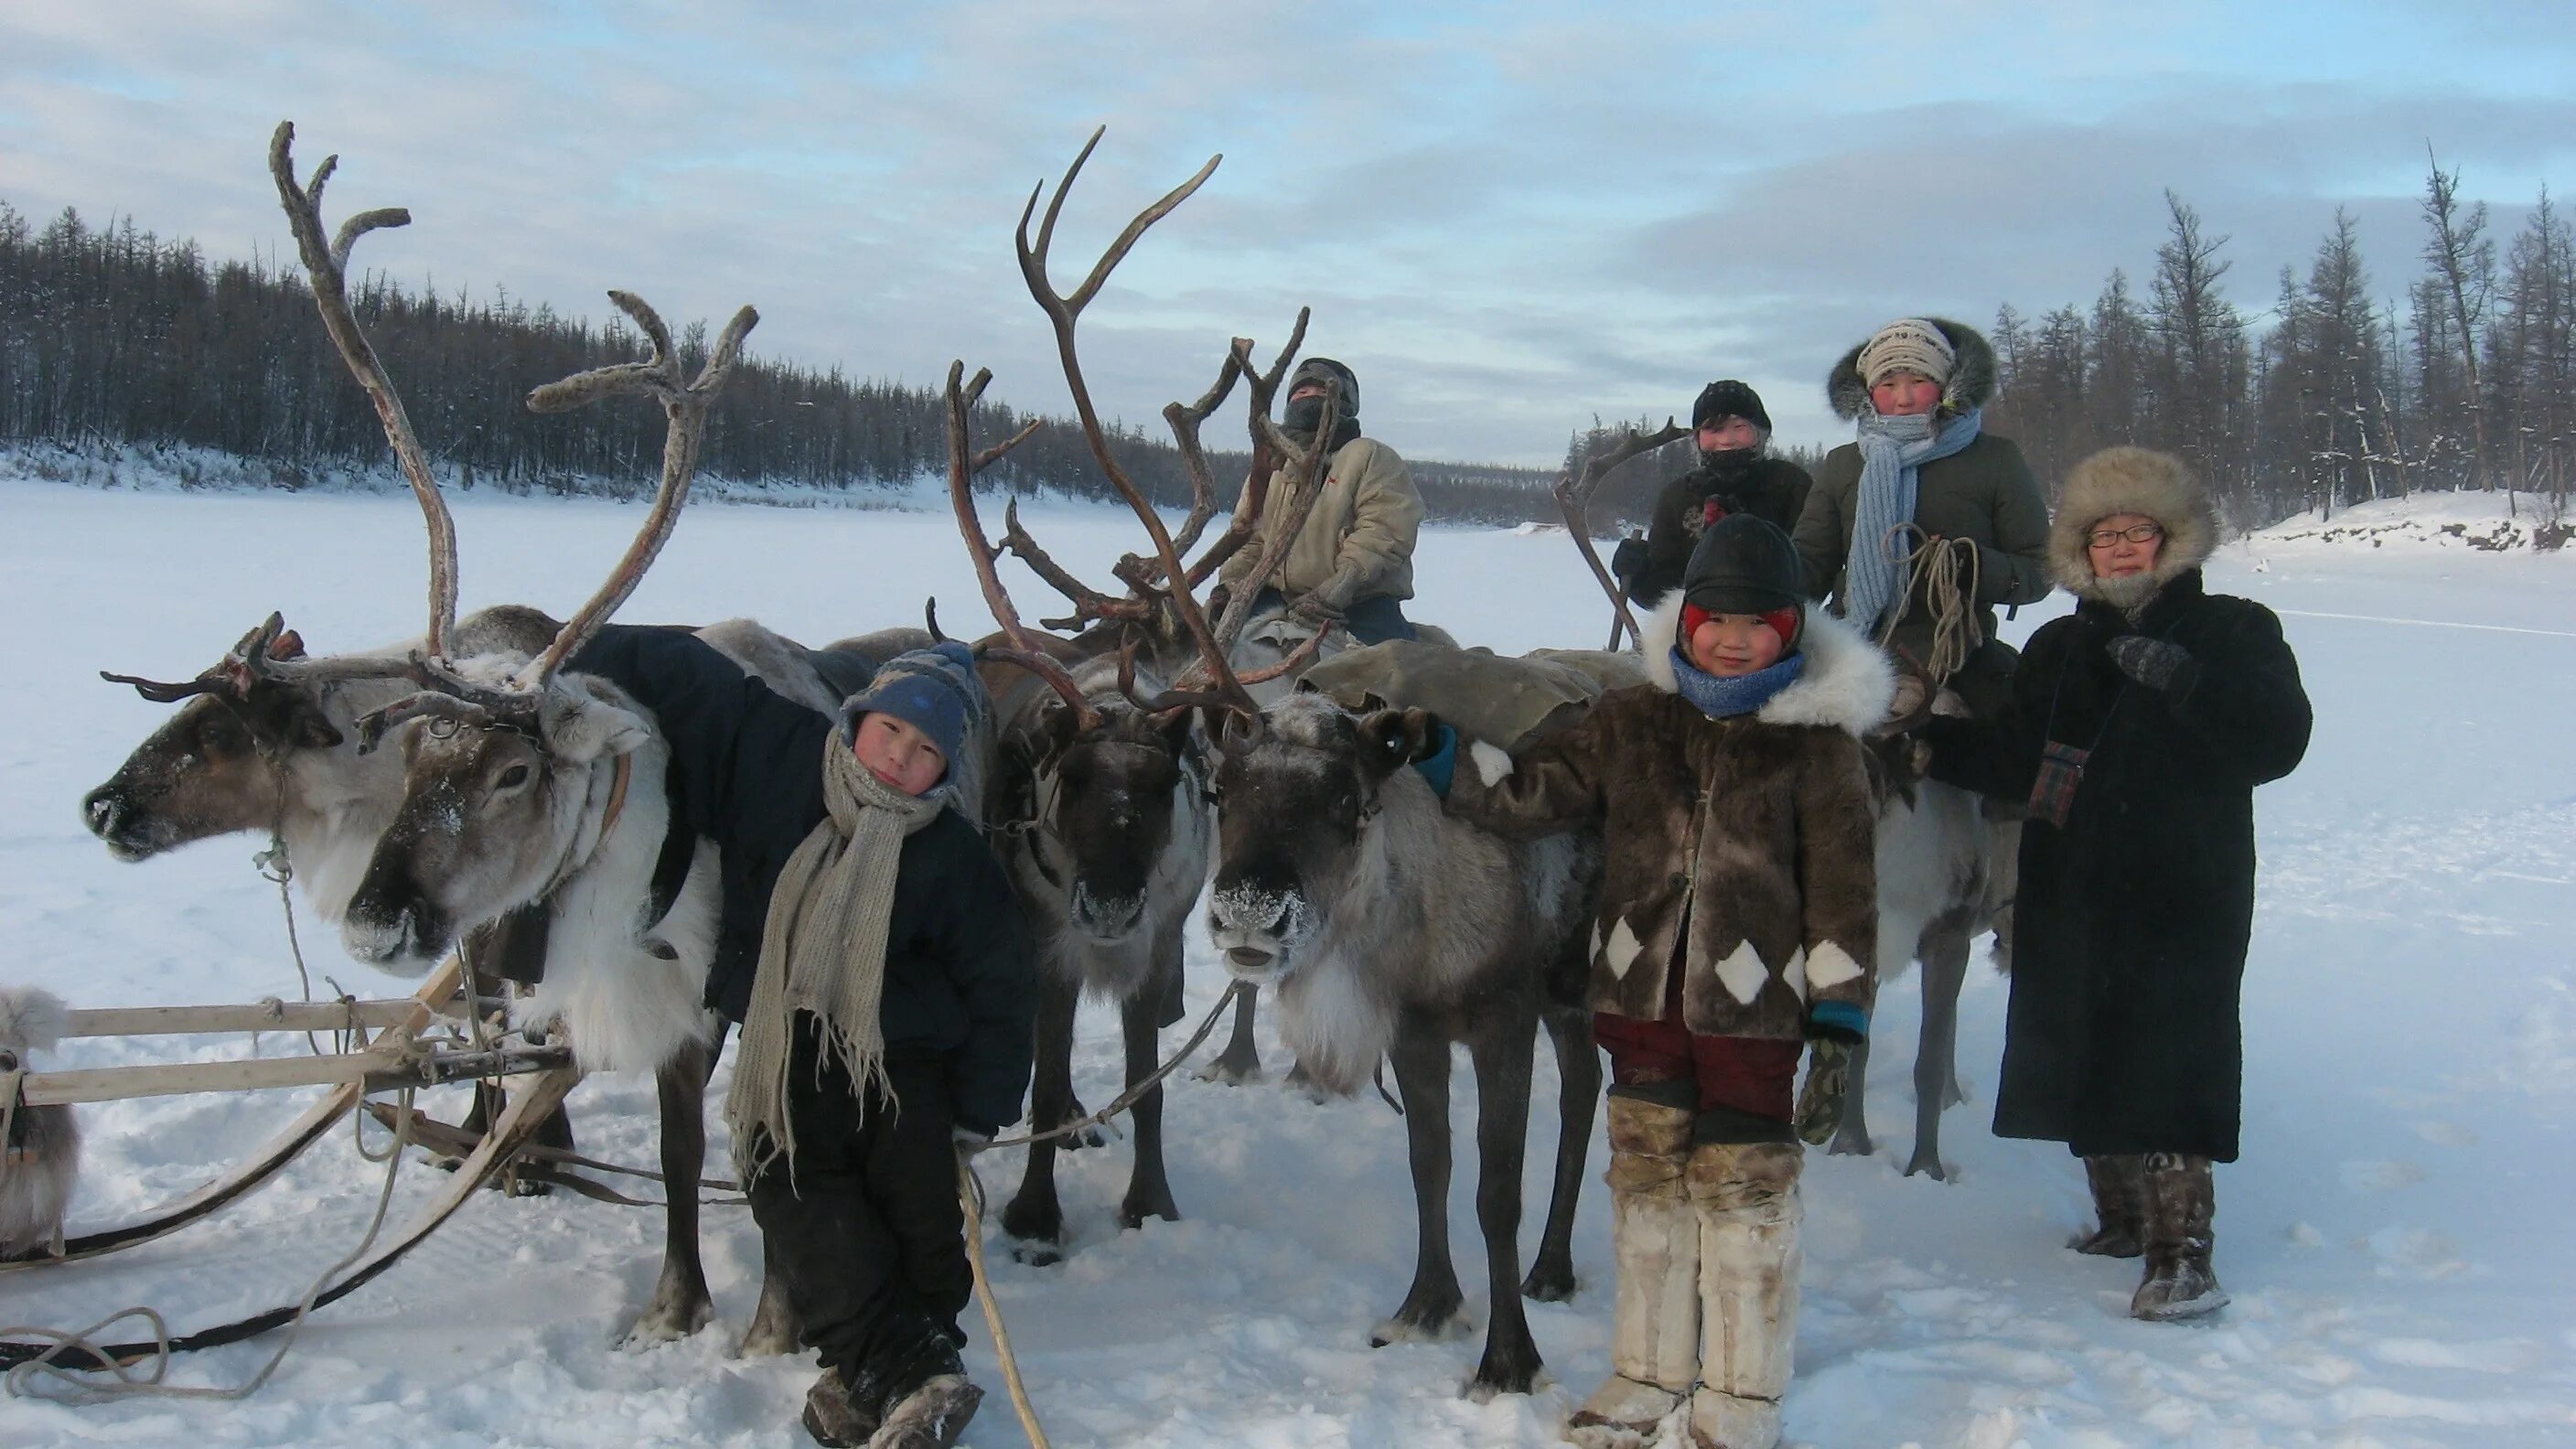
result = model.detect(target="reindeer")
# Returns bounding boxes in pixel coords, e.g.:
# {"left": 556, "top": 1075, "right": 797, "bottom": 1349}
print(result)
{"left": 932, "top": 131, "right": 1352, "bottom": 1253}
{"left": 85, "top": 123, "right": 805, "bottom": 1354}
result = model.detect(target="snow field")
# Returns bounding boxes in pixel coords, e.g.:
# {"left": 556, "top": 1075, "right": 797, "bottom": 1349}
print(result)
{"left": 1, "top": 478, "right": 2572, "bottom": 1447}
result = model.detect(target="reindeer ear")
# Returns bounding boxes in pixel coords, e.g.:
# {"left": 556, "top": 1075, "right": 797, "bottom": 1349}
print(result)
{"left": 1356, "top": 707, "right": 1431, "bottom": 779}
{"left": 546, "top": 695, "right": 654, "bottom": 763}
{"left": 271, "top": 629, "right": 309, "bottom": 660}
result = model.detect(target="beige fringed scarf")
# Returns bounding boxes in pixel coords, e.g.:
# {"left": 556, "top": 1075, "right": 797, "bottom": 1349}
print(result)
{"left": 727, "top": 734, "right": 946, "bottom": 1179}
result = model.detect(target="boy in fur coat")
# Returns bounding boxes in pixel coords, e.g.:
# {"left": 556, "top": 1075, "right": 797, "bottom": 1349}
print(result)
{"left": 1420, "top": 514, "right": 1887, "bottom": 1449}
{"left": 569, "top": 631, "right": 1036, "bottom": 1449}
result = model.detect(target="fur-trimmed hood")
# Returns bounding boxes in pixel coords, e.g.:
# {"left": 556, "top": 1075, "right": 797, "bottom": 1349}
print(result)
{"left": 2047, "top": 445, "right": 2220, "bottom": 605}
{"left": 1638, "top": 595, "right": 1895, "bottom": 735}
{"left": 1827, "top": 316, "right": 2000, "bottom": 422}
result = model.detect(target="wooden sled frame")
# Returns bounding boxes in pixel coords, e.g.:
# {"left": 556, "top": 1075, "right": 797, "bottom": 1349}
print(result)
{"left": 1, "top": 956, "right": 518, "bottom": 1271}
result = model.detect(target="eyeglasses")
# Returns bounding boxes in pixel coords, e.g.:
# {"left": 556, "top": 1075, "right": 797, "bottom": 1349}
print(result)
{"left": 2086, "top": 522, "right": 2163, "bottom": 549}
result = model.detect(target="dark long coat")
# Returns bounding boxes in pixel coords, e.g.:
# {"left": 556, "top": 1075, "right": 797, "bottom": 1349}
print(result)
{"left": 1923, "top": 568, "right": 2310, "bottom": 1159}
{"left": 1627, "top": 456, "right": 1813, "bottom": 606}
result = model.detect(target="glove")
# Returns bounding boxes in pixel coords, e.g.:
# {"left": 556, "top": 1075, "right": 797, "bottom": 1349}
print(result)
{"left": 1289, "top": 591, "right": 1345, "bottom": 626}
{"left": 2106, "top": 635, "right": 2198, "bottom": 696}
{"left": 1796, "top": 1038, "right": 1852, "bottom": 1146}
{"left": 1609, "top": 536, "right": 1648, "bottom": 585}
{"left": 1410, "top": 722, "right": 1460, "bottom": 797}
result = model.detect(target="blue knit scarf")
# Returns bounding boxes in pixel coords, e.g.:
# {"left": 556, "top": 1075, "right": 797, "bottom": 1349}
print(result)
{"left": 1844, "top": 406, "right": 1982, "bottom": 638}
{"left": 1669, "top": 649, "right": 1806, "bottom": 719}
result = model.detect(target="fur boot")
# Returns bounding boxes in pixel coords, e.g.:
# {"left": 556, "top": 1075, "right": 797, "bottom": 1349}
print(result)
{"left": 2132, "top": 1153, "right": 2228, "bottom": 1321}
{"left": 2070, "top": 1154, "right": 2145, "bottom": 1258}
{"left": 865, "top": 1375, "right": 982, "bottom": 1449}
{"left": 1567, "top": 1097, "right": 1699, "bottom": 1447}
{"left": 1685, "top": 1141, "right": 1802, "bottom": 1449}
{"left": 0, "top": 986, "right": 79, "bottom": 1261}
{"left": 800, "top": 1366, "right": 882, "bottom": 1448}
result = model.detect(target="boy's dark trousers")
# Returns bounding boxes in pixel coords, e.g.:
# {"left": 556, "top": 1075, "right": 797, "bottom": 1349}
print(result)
{"left": 746, "top": 1017, "right": 971, "bottom": 1392}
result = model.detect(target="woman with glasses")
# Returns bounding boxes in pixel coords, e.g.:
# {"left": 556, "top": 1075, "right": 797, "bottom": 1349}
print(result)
{"left": 1914, "top": 446, "right": 2312, "bottom": 1321}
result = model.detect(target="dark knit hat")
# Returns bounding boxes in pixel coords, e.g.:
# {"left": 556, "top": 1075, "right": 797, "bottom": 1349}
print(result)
{"left": 1690, "top": 380, "right": 1771, "bottom": 434}
{"left": 841, "top": 640, "right": 982, "bottom": 774}
{"left": 1287, "top": 357, "right": 1359, "bottom": 419}
{"left": 1682, "top": 513, "right": 1805, "bottom": 621}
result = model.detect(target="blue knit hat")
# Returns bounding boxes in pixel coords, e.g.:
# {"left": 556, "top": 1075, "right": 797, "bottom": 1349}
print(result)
{"left": 841, "top": 641, "right": 982, "bottom": 775}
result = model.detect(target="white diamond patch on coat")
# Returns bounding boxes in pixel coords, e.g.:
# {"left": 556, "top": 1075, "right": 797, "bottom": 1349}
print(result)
{"left": 1806, "top": 940, "right": 1865, "bottom": 992}
{"left": 1470, "top": 741, "right": 1515, "bottom": 786}
{"left": 1713, "top": 940, "right": 1769, "bottom": 1006}
{"left": 1782, "top": 947, "right": 1808, "bottom": 1003}
{"left": 1589, "top": 919, "right": 1605, "bottom": 961}
{"left": 1602, "top": 918, "right": 1644, "bottom": 979}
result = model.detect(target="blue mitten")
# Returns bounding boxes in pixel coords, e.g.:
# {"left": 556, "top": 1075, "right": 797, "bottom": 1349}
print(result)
{"left": 1805, "top": 1000, "right": 1869, "bottom": 1046}
{"left": 1411, "top": 723, "right": 1460, "bottom": 797}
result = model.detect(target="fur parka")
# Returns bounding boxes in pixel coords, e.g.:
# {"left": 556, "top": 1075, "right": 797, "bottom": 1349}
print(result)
{"left": 1794, "top": 318, "right": 2055, "bottom": 669}
{"left": 1922, "top": 448, "right": 2310, "bottom": 1160}
{"left": 1443, "top": 599, "right": 1889, "bottom": 1039}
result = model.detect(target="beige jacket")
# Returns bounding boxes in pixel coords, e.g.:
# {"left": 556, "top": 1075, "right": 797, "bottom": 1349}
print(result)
{"left": 1220, "top": 435, "right": 1423, "bottom": 607}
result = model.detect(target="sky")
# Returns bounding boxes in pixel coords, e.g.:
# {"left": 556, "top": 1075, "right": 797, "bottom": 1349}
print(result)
{"left": 5, "top": 1, "right": 2572, "bottom": 468}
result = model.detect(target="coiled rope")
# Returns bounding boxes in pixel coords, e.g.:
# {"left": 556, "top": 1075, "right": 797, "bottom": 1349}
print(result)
{"left": 1879, "top": 522, "right": 1986, "bottom": 684}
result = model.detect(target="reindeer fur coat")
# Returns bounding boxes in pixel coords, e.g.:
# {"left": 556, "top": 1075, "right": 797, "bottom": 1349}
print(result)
{"left": 1923, "top": 447, "right": 2311, "bottom": 1161}
{"left": 1444, "top": 599, "right": 1888, "bottom": 1040}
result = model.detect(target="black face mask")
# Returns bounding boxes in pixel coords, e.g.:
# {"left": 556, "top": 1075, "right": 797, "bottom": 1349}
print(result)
{"left": 1283, "top": 394, "right": 1329, "bottom": 435}
{"left": 1697, "top": 445, "right": 1762, "bottom": 478}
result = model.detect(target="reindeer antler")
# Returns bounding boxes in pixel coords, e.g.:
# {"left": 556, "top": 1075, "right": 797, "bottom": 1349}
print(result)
{"left": 942, "top": 362, "right": 1096, "bottom": 728}
{"left": 516, "top": 291, "right": 758, "bottom": 690}
{"left": 1554, "top": 419, "right": 1689, "bottom": 649}
{"left": 270, "top": 121, "right": 460, "bottom": 660}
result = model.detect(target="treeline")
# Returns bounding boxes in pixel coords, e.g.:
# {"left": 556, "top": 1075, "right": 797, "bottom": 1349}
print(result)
{"left": 0, "top": 199, "right": 1496, "bottom": 513}
{"left": 1984, "top": 162, "right": 2571, "bottom": 531}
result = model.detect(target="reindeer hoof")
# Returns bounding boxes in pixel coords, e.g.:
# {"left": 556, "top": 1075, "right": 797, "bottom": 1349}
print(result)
{"left": 617, "top": 1296, "right": 713, "bottom": 1349}
{"left": 1829, "top": 1130, "right": 1875, "bottom": 1158}
{"left": 1520, "top": 1261, "right": 1578, "bottom": 1303}
{"left": 1116, "top": 1193, "right": 1179, "bottom": 1231}
{"left": 1010, "top": 1241, "right": 1064, "bottom": 1268}
{"left": 1903, "top": 1152, "right": 1950, "bottom": 1182}
{"left": 735, "top": 1318, "right": 801, "bottom": 1359}
{"left": 1370, "top": 1307, "right": 1472, "bottom": 1347}
{"left": 1195, "top": 1057, "right": 1263, "bottom": 1086}
{"left": 1463, "top": 1354, "right": 1544, "bottom": 1401}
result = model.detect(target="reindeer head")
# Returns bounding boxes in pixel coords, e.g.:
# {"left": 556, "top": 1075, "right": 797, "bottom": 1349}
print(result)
{"left": 1002, "top": 684, "right": 1200, "bottom": 943}
{"left": 341, "top": 664, "right": 655, "bottom": 971}
{"left": 1202, "top": 692, "right": 1433, "bottom": 983}
{"left": 84, "top": 616, "right": 357, "bottom": 860}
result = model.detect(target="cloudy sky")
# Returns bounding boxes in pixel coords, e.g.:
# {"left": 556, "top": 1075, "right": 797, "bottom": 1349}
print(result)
{"left": 5, "top": 1, "right": 2571, "bottom": 467}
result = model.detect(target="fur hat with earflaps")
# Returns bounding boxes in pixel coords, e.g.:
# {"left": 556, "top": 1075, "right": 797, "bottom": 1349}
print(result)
{"left": 2047, "top": 445, "right": 2220, "bottom": 606}
{"left": 1827, "top": 317, "right": 2000, "bottom": 422}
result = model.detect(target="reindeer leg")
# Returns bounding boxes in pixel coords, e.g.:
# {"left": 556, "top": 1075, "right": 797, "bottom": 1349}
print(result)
{"left": 1374, "top": 1021, "right": 1468, "bottom": 1349}
{"left": 1197, "top": 982, "right": 1266, "bottom": 1084}
{"left": 1116, "top": 960, "right": 1181, "bottom": 1229}
{"left": 619, "top": 1038, "right": 714, "bottom": 1346}
{"left": 1521, "top": 1004, "right": 1594, "bottom": 1303}
{"left": 1464, "top": 1008, "right": 1542, "bottom": 1401}
{"left": 736, "top": 1231, "right": 803, "bottom": 1358}
{"left": 1003, "top": 971, "right": 1079, "bottom": 1258}
{"left": 1830, "top": 1036, "right": 1877, "bottom": 1158}
{"left": 1906, "top": 913, "right": 1975, "bottom": 1181}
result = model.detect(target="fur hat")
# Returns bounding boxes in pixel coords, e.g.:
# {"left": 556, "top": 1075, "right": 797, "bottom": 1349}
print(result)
{"left": 1828, "top": 317, "right": 2000, "bottom": 422}
{"left": 839, "top": 641, "right": 984, "bottom": 777}
{"left": 1287, "top": 357, "right": 1359, "bottom": 420}
{"left": 0, "top": 985, "right": 71, "bottom": 1057}
{"left": 1681, "top": 514, "right": 1806, "bottom": 628}
{"left": 2047, "top": 446, "right": 2220, "bottom": 606}
{"left": 1690, "top": 380, "right": 1772, "bottom": 435}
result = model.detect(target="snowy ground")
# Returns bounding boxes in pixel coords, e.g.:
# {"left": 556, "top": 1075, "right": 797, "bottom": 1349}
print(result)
{"left": 2, "top": 478, "right": 2571, "bottom": 1448}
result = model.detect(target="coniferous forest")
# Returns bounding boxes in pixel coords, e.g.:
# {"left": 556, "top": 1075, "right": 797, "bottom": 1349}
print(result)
{"left": 6, "top": 153, "right": 2571, "bottom": 539}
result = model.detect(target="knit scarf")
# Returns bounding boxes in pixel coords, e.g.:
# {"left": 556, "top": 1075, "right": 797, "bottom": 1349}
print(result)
{"left": 1844, "top": 406, "right": 1982, "bottom": 638}
{"left": 727, "top": 733, "right": 946, "bottom": 1180}
{"left": 1669, "top": 649, "right": 1806, "bottom": 719}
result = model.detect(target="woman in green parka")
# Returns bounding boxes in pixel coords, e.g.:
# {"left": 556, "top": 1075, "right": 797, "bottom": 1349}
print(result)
{"left": 1792, "top": 317, "right": 2053, "bottom": 716}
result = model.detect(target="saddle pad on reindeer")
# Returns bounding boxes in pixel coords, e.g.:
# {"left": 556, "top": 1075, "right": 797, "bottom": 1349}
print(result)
{"left": 1300, "top": 641, "right": 1642, "bottom": 750}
